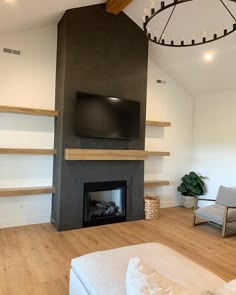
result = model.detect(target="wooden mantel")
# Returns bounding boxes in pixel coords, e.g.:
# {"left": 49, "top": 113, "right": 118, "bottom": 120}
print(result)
{"left": 64, "top": 149, "right": 171, "bottom": 160}
{"left": 106, "top": 0, "right": 133, "bottom": 15}
{"left": 65, "top": 149, "right": 148, "bottom": 161}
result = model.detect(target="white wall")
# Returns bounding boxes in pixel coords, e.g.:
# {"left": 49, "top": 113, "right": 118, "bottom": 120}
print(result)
{"left": 0, "top": 25, "right": 57, "bottom": 227}
{"left": 145, "top": 50, "right": 194, "bottom": 207}
{"left": 192, "top": 89, "right": 236, "bottom": 199}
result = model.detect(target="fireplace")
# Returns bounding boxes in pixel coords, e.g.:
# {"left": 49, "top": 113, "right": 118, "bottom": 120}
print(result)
{"left": 52, "top": 4, "right": 147, "bottom": 231}
{"left": 83, "top": 181, "right": 127, "bottom": 227}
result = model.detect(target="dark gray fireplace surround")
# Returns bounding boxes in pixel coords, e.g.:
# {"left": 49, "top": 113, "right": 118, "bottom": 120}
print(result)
{"left": 52, "top": 4, "right": 148, "bottom": 231}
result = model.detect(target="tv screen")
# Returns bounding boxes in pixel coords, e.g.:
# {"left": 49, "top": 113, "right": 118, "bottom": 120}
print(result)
{"left": 75, "top": 93, "right": 140, "bottom": 139}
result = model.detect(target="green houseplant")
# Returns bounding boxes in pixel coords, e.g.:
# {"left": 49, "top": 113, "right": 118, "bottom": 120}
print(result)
{"left": 177, "top": 171, "right": 206, "bottom": 208}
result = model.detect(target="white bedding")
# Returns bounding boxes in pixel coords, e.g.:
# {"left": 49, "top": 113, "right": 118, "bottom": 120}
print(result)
{"left": 70, "top": 243, "right": 225, "bottom": 295}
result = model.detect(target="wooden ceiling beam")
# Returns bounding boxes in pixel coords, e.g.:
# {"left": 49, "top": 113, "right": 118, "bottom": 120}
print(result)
{"left": 106, "top": 0, "right": 133, "bottom": 15}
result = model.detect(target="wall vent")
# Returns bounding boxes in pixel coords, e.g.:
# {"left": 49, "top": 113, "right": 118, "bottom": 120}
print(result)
{"left": 157, "top": 79, "right": 166, "bottom": 84}
{"left": 3, "top": 48, "right": 21, "bottom": 55}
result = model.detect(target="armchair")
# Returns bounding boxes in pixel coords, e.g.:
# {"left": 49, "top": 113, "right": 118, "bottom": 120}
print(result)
{"left": 193, "top": 185, "right": 236, "bottom": 237}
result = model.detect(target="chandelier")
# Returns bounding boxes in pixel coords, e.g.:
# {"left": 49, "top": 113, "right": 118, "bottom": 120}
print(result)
{"left": 143, "top": 0, "right": 236, "bottom": 47}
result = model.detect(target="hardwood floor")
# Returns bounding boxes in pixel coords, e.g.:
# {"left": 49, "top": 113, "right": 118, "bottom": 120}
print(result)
{"left": 0, "top": 207, "right": 235, "bottom": 294}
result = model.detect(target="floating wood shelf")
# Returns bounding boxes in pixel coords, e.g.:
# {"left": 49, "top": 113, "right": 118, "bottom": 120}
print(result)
{"left": 147, "top": 151, "right": 170, "bottom": 157}
{"left": 0, "top": 105, "right": 58, "bottom": 117}
{"left": 0, "top": 186, "right": 56, "bottom": 197}
{"left": 144, "top": 180, "right": 170, "bottom": 187}
{"left": 0, "top": 148, "right": 57, "bottom": 155}
{"left": 65, "top": 149, "right": 148, "bottom": 161}
{"left": 146, "top": 120, "right": 171, "bottom": 127}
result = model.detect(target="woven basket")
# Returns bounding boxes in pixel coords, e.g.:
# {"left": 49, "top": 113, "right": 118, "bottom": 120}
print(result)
{"left": 144, "top": 195, "right": 160, "bottom": 220}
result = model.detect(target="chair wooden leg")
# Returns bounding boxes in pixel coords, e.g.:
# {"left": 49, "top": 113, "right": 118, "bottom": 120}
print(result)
{"left": 193, "top": 219, "right": 208, "bottom": 226}
{"left": 192, "top": 213, "right": 196, "bottom": 226}
{"left": 193, "top": 207, "right": 235, "bottom": 238}
{"left": 192, "top": 215, "right": 208, "bottom": 226}
{"left": 222, "top": 223, "right": 226, "bottom": 238}
{"left": 192, "top": 213, "right": 208, "bottom": 226}
{"left": 192, "top": 198, "right": 198, "bottom": 226}
{"left": 222, "top": 207, "right": 228, "bottom": 238}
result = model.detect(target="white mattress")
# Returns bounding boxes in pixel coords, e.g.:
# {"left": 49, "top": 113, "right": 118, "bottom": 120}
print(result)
{"left": 70, "top": 243, "right": 225, "bottom": 295}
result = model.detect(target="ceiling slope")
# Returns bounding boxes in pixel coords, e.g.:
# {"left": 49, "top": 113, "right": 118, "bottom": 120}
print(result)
{"left": 1, "top": 0, "right": 236, "bottom": 96}
{"left": 124, "top": 0, "right": 236, "bottom": 96}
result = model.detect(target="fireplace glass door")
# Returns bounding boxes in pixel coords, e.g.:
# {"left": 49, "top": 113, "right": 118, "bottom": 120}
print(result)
{"left": 83, "top": 181, "right": 127, "bottom": 227}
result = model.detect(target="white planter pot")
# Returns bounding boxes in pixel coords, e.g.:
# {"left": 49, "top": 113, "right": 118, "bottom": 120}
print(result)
{"left": 181, "top": 196, "right": 195, "bottom": 208}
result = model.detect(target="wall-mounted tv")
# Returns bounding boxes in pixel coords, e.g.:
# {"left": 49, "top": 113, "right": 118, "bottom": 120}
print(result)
{"left": 75, "top": 92, "right": 140, "bottom": 140}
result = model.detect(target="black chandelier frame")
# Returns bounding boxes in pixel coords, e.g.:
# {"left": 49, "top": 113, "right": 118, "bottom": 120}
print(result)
{"left": 143, "top": 0, "right": 236, "bottom": 47}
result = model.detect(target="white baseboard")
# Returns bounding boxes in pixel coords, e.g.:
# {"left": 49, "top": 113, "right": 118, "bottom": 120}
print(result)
{"left": 161, "top": 200, "right": 181, "bottom": 208}
{"left": 0, "top": 215, "right": 50, "bottom": 228}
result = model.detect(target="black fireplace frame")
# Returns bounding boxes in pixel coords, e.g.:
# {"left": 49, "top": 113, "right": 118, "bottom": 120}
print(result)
{"left": 83, "top": 180, "right": 127, "bottom": 227}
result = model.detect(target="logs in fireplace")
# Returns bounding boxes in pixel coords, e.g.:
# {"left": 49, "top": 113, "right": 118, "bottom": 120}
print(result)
{"left": 83, "top": 181, "right": 127, "bottom": 227}
{"left": 90, "top": 199, "right": 121, "bottom": 217}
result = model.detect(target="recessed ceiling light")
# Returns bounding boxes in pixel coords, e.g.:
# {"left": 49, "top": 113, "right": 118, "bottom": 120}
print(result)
{"left": 203, "top": 51, "right": 215, "bottom": 63}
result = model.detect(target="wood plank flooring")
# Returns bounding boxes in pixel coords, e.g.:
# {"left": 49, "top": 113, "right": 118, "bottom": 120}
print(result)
{"left": 0, "top": 207, "right": 236, "bottom": 295}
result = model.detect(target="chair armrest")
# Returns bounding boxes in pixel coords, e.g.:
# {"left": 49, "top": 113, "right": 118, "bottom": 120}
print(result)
{"left": 193, "top": 198, "right": 216, "bottom": 211}
{"left": 196, "top": 198, "right": 216, "bottom": 202}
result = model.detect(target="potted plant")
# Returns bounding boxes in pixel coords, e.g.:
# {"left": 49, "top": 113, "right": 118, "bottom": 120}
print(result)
{"left": 177, "top": 171, "right": 206, "bottom": 208}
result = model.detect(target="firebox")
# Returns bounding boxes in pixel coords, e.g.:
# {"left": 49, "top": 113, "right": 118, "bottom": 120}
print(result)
{"left": 83, "top": 181, "right": 127, "bottom": 227}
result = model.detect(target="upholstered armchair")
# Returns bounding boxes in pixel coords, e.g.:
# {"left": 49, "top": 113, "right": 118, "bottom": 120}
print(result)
{"left": 193, "top": 185, "right": 236, "bottom": 237}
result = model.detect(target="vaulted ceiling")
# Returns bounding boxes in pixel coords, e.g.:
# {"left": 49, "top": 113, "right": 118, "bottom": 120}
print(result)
{"left": 0, "top": 0, "right": 105, "bottom": 36}
{"left": 1, "top": 0, "right": 236, "bottom": 96}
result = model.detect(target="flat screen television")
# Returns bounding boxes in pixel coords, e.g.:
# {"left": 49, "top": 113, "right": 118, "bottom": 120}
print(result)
{"left": 75, "top": 92, "right": 140, "bottom": 139}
